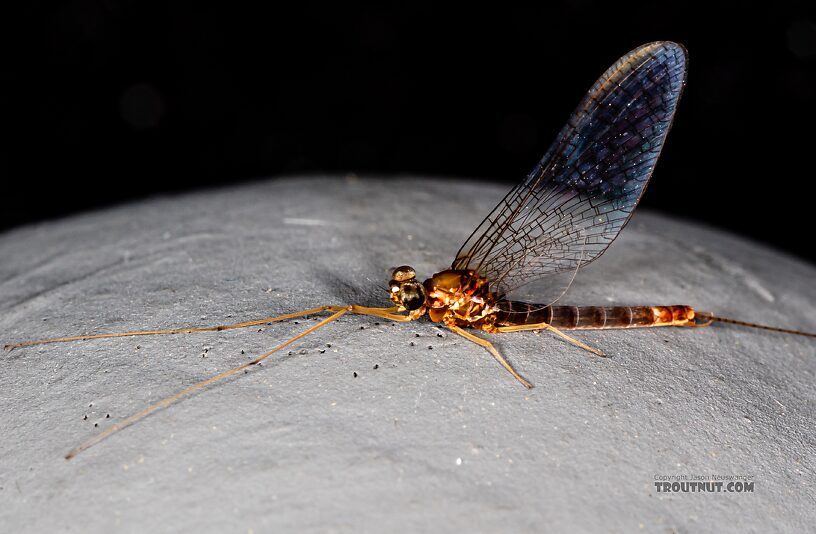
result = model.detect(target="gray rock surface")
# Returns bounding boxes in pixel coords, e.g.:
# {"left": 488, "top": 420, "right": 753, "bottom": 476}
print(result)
{"left": 1, "top": 176, "right": 814, "bottom": 533}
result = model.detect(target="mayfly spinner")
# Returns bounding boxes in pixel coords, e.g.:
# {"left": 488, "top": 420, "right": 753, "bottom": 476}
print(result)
{"left": 6, "top": 42, "right": 814, "bottom": 459}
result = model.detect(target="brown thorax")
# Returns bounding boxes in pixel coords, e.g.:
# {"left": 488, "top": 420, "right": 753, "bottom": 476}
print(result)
{"left": 389, "top": 266, "right": 499, "bottom": 329}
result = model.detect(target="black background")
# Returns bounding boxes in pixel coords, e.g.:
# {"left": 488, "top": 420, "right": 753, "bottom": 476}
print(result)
{"left": 3, "top": 3, "right": 815, "bottom": 263}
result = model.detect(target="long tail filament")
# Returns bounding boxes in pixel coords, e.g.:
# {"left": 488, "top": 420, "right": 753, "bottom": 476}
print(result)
{"left": 694, "top": 312, "right": 816, "bottom": 339}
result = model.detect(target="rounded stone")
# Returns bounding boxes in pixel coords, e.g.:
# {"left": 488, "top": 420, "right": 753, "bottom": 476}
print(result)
{"left": 1, "top": 177, "right": 814, "bottom": 532}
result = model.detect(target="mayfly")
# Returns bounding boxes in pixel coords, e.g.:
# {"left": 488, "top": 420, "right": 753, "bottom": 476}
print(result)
{"left": 6, "top": 42, "right": 814, "bottom": 459}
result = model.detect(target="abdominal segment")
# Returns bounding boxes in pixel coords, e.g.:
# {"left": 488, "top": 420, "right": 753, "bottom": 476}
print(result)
{"left": 494, "top": 303, "right": 696, "bottom": 330}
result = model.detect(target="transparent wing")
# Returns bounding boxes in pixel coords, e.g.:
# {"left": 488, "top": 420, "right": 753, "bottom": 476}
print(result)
{"left": 452, "top": 41, "right": 688, "bottom": 303}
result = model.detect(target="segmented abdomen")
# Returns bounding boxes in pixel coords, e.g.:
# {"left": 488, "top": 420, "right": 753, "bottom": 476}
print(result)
{"left": 494, "top": 303, "right": 696, "bottom": 329}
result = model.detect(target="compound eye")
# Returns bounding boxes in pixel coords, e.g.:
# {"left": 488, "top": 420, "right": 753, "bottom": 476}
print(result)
{"left": 399, "top": 281, "right": 426, "bottom": 311}
{"left": 402, "top": 292, "right": 424, "bottom": 311}
{"left": 392, "top": 266, "right": 416, "bottom": 282}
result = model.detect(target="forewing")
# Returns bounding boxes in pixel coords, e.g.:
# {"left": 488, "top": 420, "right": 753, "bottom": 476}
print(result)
{"left": 452, "top": 42, "right": 688, "bottom": 301}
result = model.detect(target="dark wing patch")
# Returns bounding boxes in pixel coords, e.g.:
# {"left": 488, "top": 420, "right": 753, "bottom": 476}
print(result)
{"left": 453, "top": 42, "right": 688, "bottom": 301}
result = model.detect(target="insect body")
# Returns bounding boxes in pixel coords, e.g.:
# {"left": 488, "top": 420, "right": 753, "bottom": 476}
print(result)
{"left": 390, "top": 266, "right": 697, "bottom": 333}
{"left": 6, "top": 42, "right": 814, "bottom": 458}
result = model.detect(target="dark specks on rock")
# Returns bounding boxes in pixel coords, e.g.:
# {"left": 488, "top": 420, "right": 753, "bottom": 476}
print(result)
{"left": 353, "top": 372, "right": 358, "bottom": 378}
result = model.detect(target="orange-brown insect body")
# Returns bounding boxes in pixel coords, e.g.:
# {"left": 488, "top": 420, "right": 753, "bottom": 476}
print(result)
{"left": 390, "top": 267, "right": 699, "bottom": 333}
{"left": 422, "top": 270, "right": 500, "bottom": 331}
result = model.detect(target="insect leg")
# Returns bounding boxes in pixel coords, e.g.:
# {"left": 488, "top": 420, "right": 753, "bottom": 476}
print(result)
{"left": 65, "top": 309, "right": 349, "bottom": 460}
{"left": 347, "top": 304, "right": 413, "bottom": 322}
{"left": 495, "top": 323, "right": 606, "bottom": 357}
{"left": 4, "top": 305, "right": 407, "bottom": 350}
{"left": 446, "top": 325, "right": 533, "bottom": 389}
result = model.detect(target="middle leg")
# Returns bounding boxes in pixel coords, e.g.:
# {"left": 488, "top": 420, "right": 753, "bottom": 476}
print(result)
{"left": 446, "top": 325, "right": 533, "bottom": 389}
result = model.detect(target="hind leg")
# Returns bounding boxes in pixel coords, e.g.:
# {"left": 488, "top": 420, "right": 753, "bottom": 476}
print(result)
{"left": 495, "top": 323, "right": 605, "bottom": 357}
